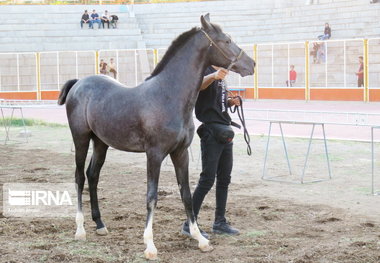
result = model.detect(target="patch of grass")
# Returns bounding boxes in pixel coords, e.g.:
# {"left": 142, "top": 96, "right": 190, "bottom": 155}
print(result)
{"left": 38, "top": 255, "right": 48, "bottom": 262}
{"left": 0, "top": 118, "right": 66, "bottom": 127}
{"left": 68, "top": 242, "right": 120, "bottom": 262}
{"left": 355, "top": 187, "right": 371, "bottom": 194}
{"left": 69, "top": 247, "right": 94, "bottom": 256}
{"left": 245, "top": 230, "right": 266, "bottom": 238}
{"left": 329, "top": 154, "right": 345, "bottom": 161}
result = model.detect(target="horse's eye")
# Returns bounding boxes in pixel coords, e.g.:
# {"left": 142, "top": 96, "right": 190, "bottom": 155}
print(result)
{"left": 226, "top": 39, "right": 231, "bottom": 44}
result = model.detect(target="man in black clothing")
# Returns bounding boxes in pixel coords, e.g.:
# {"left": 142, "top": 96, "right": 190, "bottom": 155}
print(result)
{"left": 80, "top": 10, "right": 90, "bottom": 29}
{"left": 182, "top": 66, "right": 241, "bottom": 238}
{"left": 110, "top": 14, "right": 119, "bottom": 29}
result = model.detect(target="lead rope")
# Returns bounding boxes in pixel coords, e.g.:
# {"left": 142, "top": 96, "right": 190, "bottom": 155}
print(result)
{"left": 222, "top": 81, "right": 252, "bottom": 156}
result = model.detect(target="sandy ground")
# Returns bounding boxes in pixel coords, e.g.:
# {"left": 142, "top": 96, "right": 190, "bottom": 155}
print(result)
{"left": 0, "top": 123, "right": 379, "bottom": 262}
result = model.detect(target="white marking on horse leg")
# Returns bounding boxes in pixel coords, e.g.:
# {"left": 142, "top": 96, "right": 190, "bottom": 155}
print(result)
{"left": 189, "top": 221, "right": 213, "bottom": 252}
{"left": 75, "top": 211, "right": 86, "bottom": 241}
{"left": 143, "top": 205, "right": 157, "bottom": 260}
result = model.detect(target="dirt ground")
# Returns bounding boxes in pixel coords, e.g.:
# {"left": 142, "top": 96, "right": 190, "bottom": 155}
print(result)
{"left": 0, "top": 126, "right": 380, "bottom": 263}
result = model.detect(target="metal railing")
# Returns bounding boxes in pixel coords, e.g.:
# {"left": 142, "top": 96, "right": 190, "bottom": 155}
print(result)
{"left": 243, "top": 108, "right": 380, "bottom": 127}
{"left": 1, "top": 38, "right": 380, "bottom": 101}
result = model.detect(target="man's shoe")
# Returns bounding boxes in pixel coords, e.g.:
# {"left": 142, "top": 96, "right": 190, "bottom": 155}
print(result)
{"left": 181, "top": 221, "right": 209, "bottom": 239}
{"left": 212, "top": 220, "right": 240, "bottom": 235}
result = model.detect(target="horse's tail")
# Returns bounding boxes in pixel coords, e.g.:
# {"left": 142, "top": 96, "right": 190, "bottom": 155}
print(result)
{"left": 58, "top": 79, "right": 79, "bottom": 105}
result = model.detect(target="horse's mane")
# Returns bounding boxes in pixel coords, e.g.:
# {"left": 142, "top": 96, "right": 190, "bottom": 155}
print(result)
{"left": 146, "top": 27, "right": 199, "bottom": 80}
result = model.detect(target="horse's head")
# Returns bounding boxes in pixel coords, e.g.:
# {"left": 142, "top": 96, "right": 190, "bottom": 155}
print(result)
{"left": 200, "top": 14, "right": 255, "bottom": 77}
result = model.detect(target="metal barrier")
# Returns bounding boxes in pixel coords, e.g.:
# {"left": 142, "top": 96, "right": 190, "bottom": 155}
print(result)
{"left": 238, "top": 108, "right": 380, "bottom": 192}
{"left": 308, "top": 39, "right": 364, "bottom": 89}
{"left": 0, "top": 52, "right": 37, "bottom": 92}
{"left": 262, "top": 121, "right": 331, "bottom": 184}
{"left": 372, "top": 126, "right": 380, "bottom": 195}
{"left": 1, "top": 38, "right": 380, "bottom": 101}
{"left": 0, "top": 99, "right": 57, "bottom": 144}
{"left": 368, "top": 38, "right": 380, "bottom": 90}
{"left": 39, "top": 51, "right": 96, "bottom": 92}
{"left": 99, "top": 49, "right": 155, "bottom": 87}
{"left": 256, "top": 41, "right": 305, "bottom": 89}
{"left": 243, "top": 108, "right": 380, "bottom": 127}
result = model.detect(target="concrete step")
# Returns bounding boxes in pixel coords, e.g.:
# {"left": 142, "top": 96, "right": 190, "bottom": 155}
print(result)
{"left": 1, "top": 40, "right": 138, "bottom": 52}
{"left": 0, "top": 34, "right": 142, "bottom": 43}
{"left": 0, "top": 4, "right": 131, "bottom": 13}
{"left": 0, "top": 28, "right": 141, "bottom": 37}
{"left": 0, "top": 22, "right": 138, "bottom": 31}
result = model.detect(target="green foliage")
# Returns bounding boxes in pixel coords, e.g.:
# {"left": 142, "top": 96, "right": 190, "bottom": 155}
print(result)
{"left": 0, "top": 118, "right": 65, "bottom": 127}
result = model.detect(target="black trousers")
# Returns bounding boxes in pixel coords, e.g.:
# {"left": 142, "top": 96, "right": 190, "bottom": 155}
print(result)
{"left": 192, "top": 126, "right": 233, "bottom": 223}
{"left": 102, "top": 20, "right": 110, "bottom": 28}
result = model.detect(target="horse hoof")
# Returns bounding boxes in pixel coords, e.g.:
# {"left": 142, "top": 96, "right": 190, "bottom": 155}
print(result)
{"left": 96, "top": 227, "right": 108, "bottom": 236}
{"left": 144, "top": 249, "right": 158, "bottom": 260}
{"left": 75, "top": 232, "right": 86, "bottom": 241}
{"left": 199, "top": 244, "right": 214, "bottom": 252}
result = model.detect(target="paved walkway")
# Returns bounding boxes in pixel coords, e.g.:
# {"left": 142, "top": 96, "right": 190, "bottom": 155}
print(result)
{"left": 3, "top": 100, "right": 380, "bottom": 141}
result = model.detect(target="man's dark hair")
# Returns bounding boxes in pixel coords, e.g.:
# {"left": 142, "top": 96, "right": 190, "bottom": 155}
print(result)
{"left": 359, "top": 56, "right": 363, "bottom": 59}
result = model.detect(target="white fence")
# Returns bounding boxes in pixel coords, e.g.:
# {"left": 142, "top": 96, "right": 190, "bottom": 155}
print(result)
{"left": 0, "top": 38, "right": 380, "bottom": 94}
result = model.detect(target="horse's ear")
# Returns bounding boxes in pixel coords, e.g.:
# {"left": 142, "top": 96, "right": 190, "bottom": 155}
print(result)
{"left": 201, "top": 13, "right": 212, "bottom": 31}
{"left": 204, "top": 13, "right": 210, "bottom": 22}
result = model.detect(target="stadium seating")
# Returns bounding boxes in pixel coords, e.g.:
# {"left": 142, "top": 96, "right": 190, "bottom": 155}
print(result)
{"left": 0, "top": 1, "right": 378, "bottom": 51}
{"left": 134, "top": 0, "right": 380, "bottom": 48}
{"left": 0, "top": 4, "right": 145, "bottom": 52}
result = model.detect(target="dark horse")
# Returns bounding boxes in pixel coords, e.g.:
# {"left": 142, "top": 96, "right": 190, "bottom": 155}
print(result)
{"left": 58, "top": 14, "right": 254, "bottom": 260}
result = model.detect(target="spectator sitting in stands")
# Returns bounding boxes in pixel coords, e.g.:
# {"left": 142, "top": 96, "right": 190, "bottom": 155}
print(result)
{"left": 318, "top": 23, "right": 331, "bottom": 40}
{"left": 110, "top": 14, "right": 119, "bottom": 29}
{"left": 90, "top": 9, "right": 101, "bottom": 29}
{"left": 80, "top": 10, "right": 90, "bottom": 29}
{"left": 286, "top": 65, "right": 297, "bottom": 87}
{"left": 370, "top": 0, "right": 378, "bottom": 3}
{"left": 101, "top": 10, "right": 110, "bottom": 29}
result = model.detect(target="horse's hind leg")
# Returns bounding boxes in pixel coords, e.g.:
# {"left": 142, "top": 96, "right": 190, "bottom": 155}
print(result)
{"left": 86, "top": 135, "right": 109, "bottom": 236}
{"left": 143, "top": 150, "right": 164, "bottom": 260}
{"left": 170, "top": 148, "right": 213, "bottom": 252}
{"left": 73, "top": 133, "right": 91, "bottom": 241}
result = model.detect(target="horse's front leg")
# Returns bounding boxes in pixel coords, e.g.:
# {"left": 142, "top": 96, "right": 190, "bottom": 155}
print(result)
{"left": 143, "top": 150, "right": 164, "bottom": 260}
{"left": 170, "top": 148, "right": 213, "bottom": 252}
